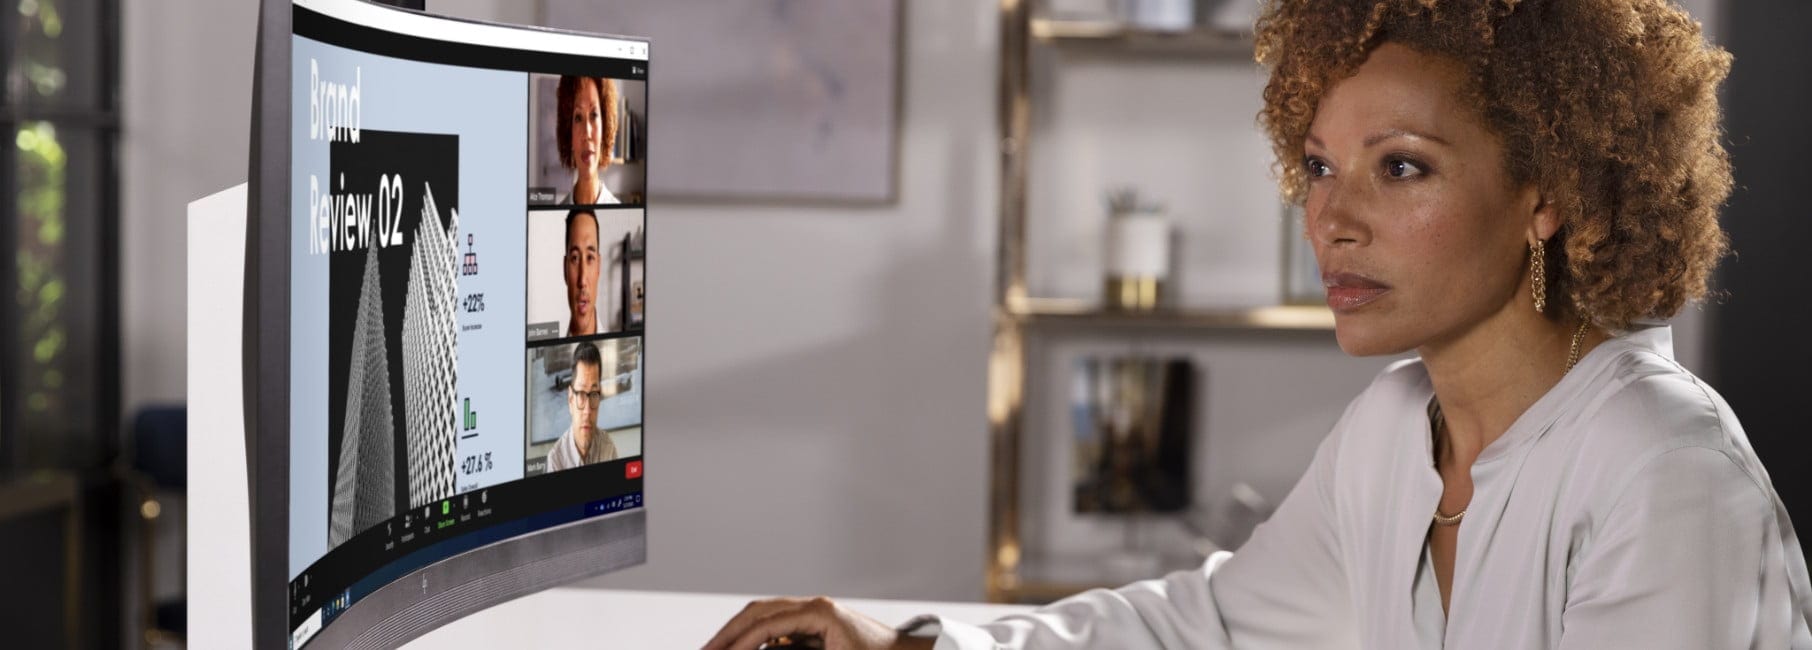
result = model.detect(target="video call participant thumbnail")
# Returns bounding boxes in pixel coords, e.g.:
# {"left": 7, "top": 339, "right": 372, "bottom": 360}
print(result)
{"left": 546, "top": 340, "right": 619, "bottom": 472}
{"left": 558, "top": 75, "right": 621, "bottom": 206}
{"left": 565, "top": 208, "right": 601, "bottom": 337}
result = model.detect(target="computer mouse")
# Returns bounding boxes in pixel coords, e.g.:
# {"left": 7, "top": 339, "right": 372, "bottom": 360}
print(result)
{"left": 758, "top": 634, "right": 824, "bottom": 649}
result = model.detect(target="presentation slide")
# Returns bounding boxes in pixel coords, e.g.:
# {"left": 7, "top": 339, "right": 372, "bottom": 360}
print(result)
{"left": 288, "top": 33, "right": 531, "bottom": 575}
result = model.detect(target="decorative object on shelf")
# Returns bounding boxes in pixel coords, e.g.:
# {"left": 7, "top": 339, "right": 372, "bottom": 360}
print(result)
{"left": 1046, "top": 0, "right": 1118, "bottom": 22}
{"left": 1116, "top": 0, "right": 1196, "bottom": 32}
{"left": 628, "top": 280, "right": 645, "bottom": 327}
{"left": 1281, "top": 202, "right": 1326, "bottom": 305}
{"left": 1104, "top": 188, "right": 1173, "bottom": 311}
{"left": 1069, "top": 355, "right": 1196, "bottom": 586}
{"left": 1070, "top": 356, "right": 1193, "bottom": 514}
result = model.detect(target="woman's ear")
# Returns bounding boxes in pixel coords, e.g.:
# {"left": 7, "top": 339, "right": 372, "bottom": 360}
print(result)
{"left": 1524, "top": 186, "right": 1560, "bottom": 244}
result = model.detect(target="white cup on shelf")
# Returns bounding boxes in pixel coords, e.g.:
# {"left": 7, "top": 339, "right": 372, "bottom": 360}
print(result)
{"left": 1104, "top": 212, "right": 1171, "bottom": 311}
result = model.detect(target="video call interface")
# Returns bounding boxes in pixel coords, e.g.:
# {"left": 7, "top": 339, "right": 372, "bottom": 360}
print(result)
{"left": 286, "top": 3, "right": 647, "bottom": 644}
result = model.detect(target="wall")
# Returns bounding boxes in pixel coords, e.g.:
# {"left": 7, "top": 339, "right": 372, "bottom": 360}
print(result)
{"left": 121, "top": 0, "right": 257, "bottom": 412}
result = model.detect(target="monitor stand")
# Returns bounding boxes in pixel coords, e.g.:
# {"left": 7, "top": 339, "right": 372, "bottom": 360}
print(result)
{"left": 188, "top": 183, "right": 254, "bottom": 648}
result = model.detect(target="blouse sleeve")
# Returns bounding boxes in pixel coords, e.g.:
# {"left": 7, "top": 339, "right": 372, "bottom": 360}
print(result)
{"left": 1557, "top": 445, "right": 1799, "bottom": 649}
{"left": 903, "top": 428, "right": 1357, "bottom": 650}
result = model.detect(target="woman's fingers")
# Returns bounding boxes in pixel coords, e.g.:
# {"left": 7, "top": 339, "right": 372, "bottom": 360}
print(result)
{"left": 724, "top": 604, "right": 839, "bottom": 650}
{"left": 701, "top": 597, "right": 811, "bottom": 650}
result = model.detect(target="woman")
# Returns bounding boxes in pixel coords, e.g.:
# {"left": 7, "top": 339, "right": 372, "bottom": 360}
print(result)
{"left": 556, "top": 75, "right": 621, "bottom": 206}
{"left": 705, "top": 0, "right": 1812, "bottom": 648}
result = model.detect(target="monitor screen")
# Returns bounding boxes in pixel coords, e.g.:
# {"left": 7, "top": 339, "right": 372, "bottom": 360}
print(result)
{"left": 272, "top": 1, "right": 649, "bottom": 646}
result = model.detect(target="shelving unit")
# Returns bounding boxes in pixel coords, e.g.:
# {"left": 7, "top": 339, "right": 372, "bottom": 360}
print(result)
{"left": 984, "top": 2, "right": 1333, "bottom": 603}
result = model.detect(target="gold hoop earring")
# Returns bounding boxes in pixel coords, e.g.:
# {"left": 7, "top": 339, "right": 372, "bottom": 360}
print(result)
{"left": 1531, "top": 239, "right": 1547, "bottom": 313}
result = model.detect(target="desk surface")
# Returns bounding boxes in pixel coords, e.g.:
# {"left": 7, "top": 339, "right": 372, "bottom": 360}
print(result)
{"left": 407, "top": 588, "right": 1032, "bottom": 648}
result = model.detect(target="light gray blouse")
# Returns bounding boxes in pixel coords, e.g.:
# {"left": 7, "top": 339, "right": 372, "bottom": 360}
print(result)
{"left": 911, "top": 324, "right": 1812, "bottom": 648}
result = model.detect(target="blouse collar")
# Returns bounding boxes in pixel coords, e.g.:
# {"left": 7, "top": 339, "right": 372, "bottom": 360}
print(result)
{"left": 1418, "top": 321, "right": 1675, "bottom": 465}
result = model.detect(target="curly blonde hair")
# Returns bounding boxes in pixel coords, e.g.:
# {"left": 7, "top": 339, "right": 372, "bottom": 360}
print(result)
{"left": 1255, "top": 0, "right": 1733, "bottom": 329}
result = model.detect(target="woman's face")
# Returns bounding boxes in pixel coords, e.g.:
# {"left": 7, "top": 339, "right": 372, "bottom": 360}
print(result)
{"left": 569, "top": 79, "right": 603, "bottom": 175}
{"left": 1303, "top": 43, "right": 1545, "bottom": 357}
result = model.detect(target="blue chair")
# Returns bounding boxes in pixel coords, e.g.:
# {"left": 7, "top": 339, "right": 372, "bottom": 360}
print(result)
{"left": 127, "top": 405, "right": 186, "bottom": 644}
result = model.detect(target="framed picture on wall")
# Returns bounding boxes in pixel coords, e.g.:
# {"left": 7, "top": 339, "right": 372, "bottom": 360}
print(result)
{"left": 544, "top": 0, "right": 902, "bottom": 203}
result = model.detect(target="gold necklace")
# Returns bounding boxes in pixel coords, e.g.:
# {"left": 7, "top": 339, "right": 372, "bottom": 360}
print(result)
{"left": 1431, "top": 320, "right": 1593, "bottom": 527}
{"left": 1430, "top": 397, "right": 1466, "bottom": 526}
{"left": 1565, "top": 319, "right": 1590, "bottom": 372}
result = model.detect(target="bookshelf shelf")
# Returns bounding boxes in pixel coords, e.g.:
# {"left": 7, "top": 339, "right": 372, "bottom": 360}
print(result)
{"left": 1030, "top": 18, "right": 1255, "bottom": 58}
{"left": 1009, "top": 299, "right": 1335, "bottom": 331}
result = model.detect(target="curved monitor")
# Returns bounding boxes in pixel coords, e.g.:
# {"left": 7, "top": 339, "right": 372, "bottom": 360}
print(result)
{"left": 245, "top": 1, "right": 650, "bottom": 647}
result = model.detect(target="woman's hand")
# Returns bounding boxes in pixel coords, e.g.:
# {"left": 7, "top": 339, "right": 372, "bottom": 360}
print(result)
{"left": 701, "top": 596, "right": 936, "bottom": 650}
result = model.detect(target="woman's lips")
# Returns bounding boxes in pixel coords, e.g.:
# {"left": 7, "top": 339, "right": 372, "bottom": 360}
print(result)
{"left": 1323, "top": 272, "right": 1390, "bottom": 313}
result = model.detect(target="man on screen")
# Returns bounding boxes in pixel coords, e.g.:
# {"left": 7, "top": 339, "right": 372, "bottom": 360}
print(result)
{"left": 564, "top": 208, "right": 602, "bottom": 336}
{"left": 547, "top": 341, "right": 619, "bottom": 472}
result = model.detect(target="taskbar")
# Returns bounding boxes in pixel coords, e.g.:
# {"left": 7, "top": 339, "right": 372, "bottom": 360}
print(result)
{"left": 287, "top": 456, "right": 645, "bottom": 633}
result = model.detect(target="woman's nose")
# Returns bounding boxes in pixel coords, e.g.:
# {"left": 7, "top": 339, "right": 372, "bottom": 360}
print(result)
{"left": 1309, "top": 180, "right": 1370, "bottom": 248}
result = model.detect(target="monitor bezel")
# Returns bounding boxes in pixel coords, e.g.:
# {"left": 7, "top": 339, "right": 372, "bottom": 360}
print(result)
{"left": 247, "top": 2, "right": 651, "bottom": 647}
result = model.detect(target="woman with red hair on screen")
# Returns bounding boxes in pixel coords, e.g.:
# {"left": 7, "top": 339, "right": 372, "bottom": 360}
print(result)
{"left": 557, "top": 75, "right": 620, "bottom": 206}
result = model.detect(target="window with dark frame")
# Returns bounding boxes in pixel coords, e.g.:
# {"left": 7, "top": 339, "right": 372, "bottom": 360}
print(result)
{"left": 1, "top": 0, "right": 121, "bottom": 472}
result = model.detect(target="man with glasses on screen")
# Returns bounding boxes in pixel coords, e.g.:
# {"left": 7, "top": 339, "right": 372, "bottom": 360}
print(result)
{"left": 547, "top": 341, "right": 619, "bottom": 472}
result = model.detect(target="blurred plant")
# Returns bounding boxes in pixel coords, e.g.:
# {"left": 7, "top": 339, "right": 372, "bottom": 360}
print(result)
{"left": 16, "top": 121, "right": 67, "bottom": 446}
{"left": 11, "top": 0, "right": 74, "bottom": 461}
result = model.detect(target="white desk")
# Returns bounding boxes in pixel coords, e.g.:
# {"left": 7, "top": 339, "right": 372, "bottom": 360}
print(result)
{"left": 407, "top": 588, "right": 1032, "bottom": 648}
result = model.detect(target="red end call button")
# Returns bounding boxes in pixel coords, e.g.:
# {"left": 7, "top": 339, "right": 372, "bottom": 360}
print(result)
{"left": 626, "top": 460, "right": 643, "bottom": 479}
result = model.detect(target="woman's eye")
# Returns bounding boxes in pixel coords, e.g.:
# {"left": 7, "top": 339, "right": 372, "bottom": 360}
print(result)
{"left": 1385, "top": 158, "right": 1425, "bottom": 179}
{"left": 1305, "top": 157, "right": 1330, "bottom": 178}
